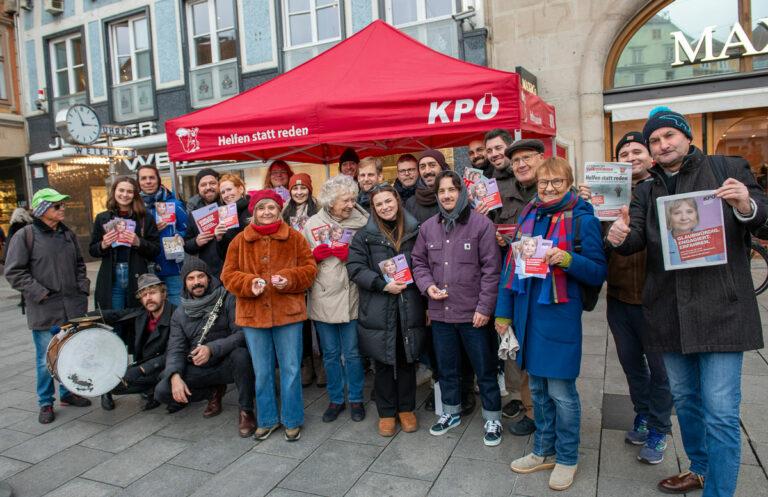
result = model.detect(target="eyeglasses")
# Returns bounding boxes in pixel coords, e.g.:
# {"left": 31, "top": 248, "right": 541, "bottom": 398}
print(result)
{"left": 52, "top": 203, "right": 65, "bottom": 210}
{"left": 397, "top": 168, "right": 417, "bottom": 175}
{"left": 511, "top": 154, "right": 540, "bottom": 166}
{"left": 270, "top": 170, "right": 288, "bottom": 176}
{"left": 537, "top": 178, "right": 566, "bottom": 189}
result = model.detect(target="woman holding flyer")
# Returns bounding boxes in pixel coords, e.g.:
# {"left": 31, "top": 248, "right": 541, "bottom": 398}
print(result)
{"left": 220, "top": 189, "right": 317, "bottom": 441}
{"left": 216, "top": 174, "right": 251, "bottom": 259}
{"left": 347, "top": 183, "right": 426, "bottom": 437}
{"left": 495, "top": 157, "right": 606, "bottom": 491}
{"left": 303, "top": 175, "right": 369, "bottom": 424}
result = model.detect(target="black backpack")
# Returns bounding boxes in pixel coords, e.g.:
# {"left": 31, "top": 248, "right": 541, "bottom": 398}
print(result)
{"left": 573, "top": 215, "right": 603, "bottom": 312}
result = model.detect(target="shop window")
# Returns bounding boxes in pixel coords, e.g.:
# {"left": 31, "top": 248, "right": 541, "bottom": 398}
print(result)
{"left": 652, "top": 28, "right": 661, "bottom": 40}
{"left": 282, "top": 0, "right": 341, "bottom": 70}
{"left": 631, "top": 47, "right": 643, "bottom": 65}
{"left": 109, "top": 15, "right": 154, "bottom": 122}
{"left": 385, "top": 0, "right": 458, "bottom": 58}
{"left": 752, "top": 0, "right": 768, "bottom": 70}
{"left": 48, "top": 33, "right": 87, "bottom": 115}
{"left": 713, "top": 111, "right": 768, "bottom": 191}
{"left": 185, "top": 0, "right": 239, "bottom": 108}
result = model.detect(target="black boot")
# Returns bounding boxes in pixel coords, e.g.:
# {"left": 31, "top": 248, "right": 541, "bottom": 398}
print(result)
{"left": 101, "top": 393, "right": 115, "bottom": 411}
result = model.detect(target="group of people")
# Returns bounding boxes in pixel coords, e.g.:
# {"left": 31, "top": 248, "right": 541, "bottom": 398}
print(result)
{"left": 3, "top": 105, "right": 765, "bottom": 496}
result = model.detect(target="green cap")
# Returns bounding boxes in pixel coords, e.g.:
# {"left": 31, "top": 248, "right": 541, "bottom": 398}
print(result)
{"left": 31, "top": 188, "right": 70, "bottom": 217}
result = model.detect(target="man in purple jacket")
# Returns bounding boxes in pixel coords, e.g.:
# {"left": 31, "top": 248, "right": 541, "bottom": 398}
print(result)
{"left": 412, "top": 170, "right": 503, "bottom": 446}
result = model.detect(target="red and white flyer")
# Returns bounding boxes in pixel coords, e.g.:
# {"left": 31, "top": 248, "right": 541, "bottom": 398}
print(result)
{"left": 218, "top": 204, "right": 239, "bottom": 229}
{"left": 192, "top": 204, "right": 219, "bottom": 235}
{"left": 379, "top": 254, "right": 414, "bottom": 285}
{"left": 155, "top": 202, "right": 176, "bottom": 225}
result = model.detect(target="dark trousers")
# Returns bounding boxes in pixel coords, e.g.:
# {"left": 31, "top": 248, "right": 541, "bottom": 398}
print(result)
{"left": 374, "top": 329, "right": 416, "bottom": 417}
{"left": 422, "top": 326, "right": 475, "bottom": 401}
{"left": 112, "top": 365, "right": 160, "bottom": 395}
{"left": 155, "top": 347, "right": 255, "bottom": 411}
{"left": 606, "top": 297, "right": 673, "bottom": 433}
{"left": 432, "top": 321, "right": 501, "bottom": 420}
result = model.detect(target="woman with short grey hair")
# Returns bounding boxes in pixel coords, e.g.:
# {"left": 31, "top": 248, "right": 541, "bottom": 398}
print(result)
{"left": 303, "top": 174, "right": 369, "bottom": 424}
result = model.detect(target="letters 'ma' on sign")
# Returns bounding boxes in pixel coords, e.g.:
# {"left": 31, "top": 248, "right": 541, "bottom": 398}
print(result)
{"left": 671, "top": 18, "right": 768, "bottom": 67}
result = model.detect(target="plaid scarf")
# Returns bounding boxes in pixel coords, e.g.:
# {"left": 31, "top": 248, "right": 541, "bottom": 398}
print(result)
{"left": 501, "top": 192, "right": 578, "bottom": 305}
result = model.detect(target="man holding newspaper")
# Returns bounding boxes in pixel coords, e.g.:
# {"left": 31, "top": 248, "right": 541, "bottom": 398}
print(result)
{"left": 606, "top": 107, "right": 768, "bottom": 497}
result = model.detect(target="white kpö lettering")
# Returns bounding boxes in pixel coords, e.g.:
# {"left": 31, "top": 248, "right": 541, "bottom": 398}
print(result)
{"left": 427, "top": 94, "right": 499, "bottom": 125}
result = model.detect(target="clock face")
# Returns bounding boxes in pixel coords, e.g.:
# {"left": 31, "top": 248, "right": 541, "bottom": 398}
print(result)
{"left": 64, "top": 104, "right": 101, "bottom": 144}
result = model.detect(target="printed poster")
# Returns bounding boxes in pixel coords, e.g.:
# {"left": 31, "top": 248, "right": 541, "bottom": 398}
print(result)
{"left": 470, "top": 178, "right": 502, "bottom": 211}
{"left": 155, "top": 202, "right": 176, "bottom": 225}
{"left": 657, "top": 190, "right": 727, "bottom": 271}
{"left": 379, "top": 254, "right": 414, "bottom": 285}
{"left": 510, "top": 235, "right": 553, "bottom": 279}
{"left": 103, "top": 218, "right": 136, "bottom": 247}
{"left": 462, "top": 167, "right": 485, "bottom": 188}
{"left": 583, "top": 162, "right": 633, "bottom": 221}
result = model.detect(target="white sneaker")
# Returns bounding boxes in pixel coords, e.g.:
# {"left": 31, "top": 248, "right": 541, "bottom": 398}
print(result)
{"left": 498, "top": 372, "right": 509, "bottom": 397}
{"left": 549, "top": 463, "right": 577, "bottom": 491}
{"left": 510, "top": 453, "right": 556, "bottom": 474}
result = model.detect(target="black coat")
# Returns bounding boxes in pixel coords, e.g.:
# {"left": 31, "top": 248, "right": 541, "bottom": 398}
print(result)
{"left": 615, "top": 147, "right": 767, "bottom": 354}
{"left": 184, "top": 199, "right": 224, "bottom": 277}
{"left": 404, "top": 193, "right": 439, "bottom": 225}
{"left": 346, "top": 213, "right": 427, "bottom": 365}
{"left": 100, "top": 303, "right": 175, "bottom": 376}
{"left": 162, "top": 284, "right": 244, "bottom": 380}
{"left": 89, "top": 211, "right": 160, "bottom": 311}
{"left": 217, "top": 195, "right": 251, "bottom": 260}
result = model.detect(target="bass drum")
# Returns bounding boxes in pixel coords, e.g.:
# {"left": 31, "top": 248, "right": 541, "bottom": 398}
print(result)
{"left": 46, "top": 323, "right": 128, "bottom": 397}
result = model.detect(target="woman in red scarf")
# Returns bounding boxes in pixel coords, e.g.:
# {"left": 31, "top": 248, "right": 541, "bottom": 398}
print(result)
{"left": 220, "top": 190, "right": 317, "bottom": 442}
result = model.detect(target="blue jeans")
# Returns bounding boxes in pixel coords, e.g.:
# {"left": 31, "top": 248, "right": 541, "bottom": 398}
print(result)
{"left": 529, "top": 374, "right": 580, "bottom": 466}
{"left": 431, "top": 321, "right": 501, "bottom": 421}
{"left": 160, "top": 274, "right": 182, "bottom": 306}
{"left": 663, "top": 352, "right": 743, "bottom": 497}
{"left": 32, "top": 327, "right": 71, "bottom": 406}
{"left": 111, "top": 263, "right": 129, "bottom": 310}
{"left": 606, "top": 297, "right": 672, "bottom": 433}
{"left": 314, "top": 320, "right": 364, "bottom": 404}
{"left": 242, "top": 323, "right": 304, "bottom": 429}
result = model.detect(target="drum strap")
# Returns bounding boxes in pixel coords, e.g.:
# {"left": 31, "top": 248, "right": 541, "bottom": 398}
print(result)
{"left": 195, "top": 294, "right": 226, "bottom": 348}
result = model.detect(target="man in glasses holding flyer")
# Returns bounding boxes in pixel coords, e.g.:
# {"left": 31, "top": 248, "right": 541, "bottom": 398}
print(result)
{"left": 606, "top": 107, "right": 768, "bottom": 497}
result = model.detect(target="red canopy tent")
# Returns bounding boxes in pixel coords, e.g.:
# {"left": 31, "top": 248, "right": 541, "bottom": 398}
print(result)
{"left": 166, "top": 20, "right": 557, "bottom": 164}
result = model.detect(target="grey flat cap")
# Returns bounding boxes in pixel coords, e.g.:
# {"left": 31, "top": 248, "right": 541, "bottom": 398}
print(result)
{"left": 505, "top": 139, "right": 545, "bottom": 158}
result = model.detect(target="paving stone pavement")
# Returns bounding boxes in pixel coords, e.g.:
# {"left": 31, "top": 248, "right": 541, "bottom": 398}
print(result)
{"left": 0, "top": 263, "right": 766, "bottom": 496}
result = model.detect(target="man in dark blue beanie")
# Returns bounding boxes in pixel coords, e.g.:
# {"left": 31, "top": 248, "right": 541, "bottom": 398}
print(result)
{"left": 607, "top": 106, "right": 768, "bottom": 495}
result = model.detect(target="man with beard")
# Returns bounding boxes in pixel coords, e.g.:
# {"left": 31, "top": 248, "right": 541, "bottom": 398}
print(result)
{"left": 137, "top": 165, "right": 188, "bottom": 305}
{"left": 356, "top": 157, "right": 384, "bottom": 212}
{"left": 98, "top": 274, "right": 175, "bottom": 411}
{"left": 184, "top": 169, "right": 225, "bottom": 276}
{"left": 394, "top": 154, "right": 419, "bottom": 203}
{"left": 468, "top": 138, "right": 493, "bottom": 179}
{"left": 155, "top": 258, "right": 256, "bottom": 437}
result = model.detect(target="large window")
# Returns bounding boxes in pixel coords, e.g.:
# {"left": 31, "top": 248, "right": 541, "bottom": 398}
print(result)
{"left": 610, "top": 0, "right": 768, "bottom": 89}
{"left": 386, "top": 0, "right": 458, "bottom": 58}
{"left": 109, "top": 15, "right": 154, "bottom": 121}
{"left": 282, "top": 0, "right": 341, "bottom": 70}
{"left": 186, "top": 0, "right": 239, "bottom": 108}
{"left": 49, "top": 33, "right": 87, "bottom": 114}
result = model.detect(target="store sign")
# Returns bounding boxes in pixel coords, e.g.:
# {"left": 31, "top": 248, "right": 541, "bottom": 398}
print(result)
{"left": 515, "top": 66, "right": 538, "bottom": 95}
{"left": 122, "top": 152, "right": 210, "bottom": 171}
{"left": 427, "top": 93, "right": 499, "bottom": 124}
{"left": 671, "top": 18, "right": 768, "bottom": 67}
{"left": 73, "top": 145, "right": 137, "bottom": 159}
{"left": 48, "top": 120, "right": 158, "bottom": 149}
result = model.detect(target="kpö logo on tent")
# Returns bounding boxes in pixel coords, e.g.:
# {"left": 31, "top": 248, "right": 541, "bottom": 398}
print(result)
{"left": 427, "top": 93, "right": 499, "bottom": 125}
{"left": 175, "top": 127, "right": 200, "bottom": 153}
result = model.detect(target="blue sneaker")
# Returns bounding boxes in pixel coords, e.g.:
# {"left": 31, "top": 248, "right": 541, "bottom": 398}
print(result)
{"left": 625, "top": 414, "right": 648, "bottom": 445}
{"left": 429, "top": 413, "right": 461, "bottom": 436}
{"left": 483, "top": 420, "right": 503, "bottom": 446}
{"left": 638, "top": 429, "right": 667, "bottom": 464}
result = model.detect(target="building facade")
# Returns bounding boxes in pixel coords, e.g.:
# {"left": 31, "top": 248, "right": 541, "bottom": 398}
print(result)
{"left": 12, "top": 0, "right": 488, "bottom": 249}
{"left": 487, "top": 0, "right": 767, "bottom": 181}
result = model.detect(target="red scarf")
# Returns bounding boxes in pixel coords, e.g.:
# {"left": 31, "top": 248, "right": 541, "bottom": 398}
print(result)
{"left": 250, "top": 221, "right": 282, "bottom": 236}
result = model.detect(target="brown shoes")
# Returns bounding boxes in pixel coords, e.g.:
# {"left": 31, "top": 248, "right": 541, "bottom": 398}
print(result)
{"left": 657, "top": 471, "right": 705, "bottom": 494}
{"left": 378, "top": 417, "right": 397, "bottom": 437}
{"left": 238, "top": 410, "right": 256, "bottom": 438}
{"left": 398, "top": 411, "right": 418, "bottom": 433}
{"left": 203, "top": 385, "right": 226, "bottom": 418}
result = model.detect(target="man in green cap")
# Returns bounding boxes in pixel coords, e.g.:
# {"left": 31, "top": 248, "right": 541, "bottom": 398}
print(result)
{"left": 4, "top": 188, "right": 93, "bottom": 424}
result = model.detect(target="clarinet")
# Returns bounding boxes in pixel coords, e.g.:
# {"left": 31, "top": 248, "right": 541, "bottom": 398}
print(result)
{"left": 187, "top": 294, "right": 225, "bottom": 362}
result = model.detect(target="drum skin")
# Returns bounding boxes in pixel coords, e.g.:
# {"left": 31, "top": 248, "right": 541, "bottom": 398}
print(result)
{"left": 45, "top": 324, "right": 128, "bottom": 397}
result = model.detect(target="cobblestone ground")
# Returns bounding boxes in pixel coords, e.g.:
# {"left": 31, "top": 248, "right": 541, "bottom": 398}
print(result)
{"left": 0, "top": 263, "right": 766, "bottom": 497}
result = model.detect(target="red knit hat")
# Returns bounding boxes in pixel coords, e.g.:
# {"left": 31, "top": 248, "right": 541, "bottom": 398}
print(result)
{"left": 248, "top": 189, "right": 284, "bottom": 214}
{"left": 289, "top": 173, "right": 313, "bottom": 194}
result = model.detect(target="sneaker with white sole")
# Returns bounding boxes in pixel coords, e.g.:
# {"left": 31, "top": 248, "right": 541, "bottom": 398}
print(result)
{"left": 483, "top": 420, "right": 503, "bottom": 446}
{"left": 429, "top": 413, "right": 460, "bottom": 436}
{"left": 510, "top": 453, "right": 556, "bottom": 474}
{"left": 625, "top": 414, "right": 648, "bottom": 445}
{"left": 638, "top": 429, "right": 667, "bottom": 464}
{"left": 549, "top": 463, "right": 577, "bottom": 491}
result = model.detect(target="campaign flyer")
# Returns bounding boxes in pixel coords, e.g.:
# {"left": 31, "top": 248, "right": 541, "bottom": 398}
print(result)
{"left": 510, "top": 235, "right": 553, "bottom": 279}
{"left": 192, "top": 204, "right": 219, "bottom": 235}
{"left": 471, "top": 178, "right": 502, "bottom": 211}
{"left": 330, "top": 223, "right": 355, "bottom": 248}
{"left": 273, "top": 186, "right": 291, "bottom": 203}
{"left": 379, "top": 254, "right": 414, "bottom": 285}
{"left": 583, "top": 162, "right": 633, "bottom": 221}
{"left": 104, "top": 218, "right": 136, "bottom": 247}
{"left": 155, "top": 202, "right": 176, "bottom": 225}
{"left": 289, "top": 215, "right": 309, "bottom": 232}
{"left": 162, "top": 235, "right": 185, "bottom": 262}
{"left": 657, "top": 190, "right": 727, "bottom": 271}
{"left": 218, "top": 204, "right": 239, "bottom": 229}
{"left": 462, "top": 167, "right": 485, "bottom": 188}
{"left": 310, "top": 224, "right": 332, "bottom": 246}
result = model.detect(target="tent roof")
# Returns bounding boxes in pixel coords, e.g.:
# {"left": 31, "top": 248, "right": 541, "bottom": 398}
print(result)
{"left": 166, "top": 20, "right": 556, "bottom": 164}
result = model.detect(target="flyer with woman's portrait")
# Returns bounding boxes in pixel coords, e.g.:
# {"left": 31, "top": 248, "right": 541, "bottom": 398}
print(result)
{"left": 657, "top": 190, "right": 727, "bottom": 271}
{"left": 155, "top": 202, "right": 176, "bottom": 224}
{"left": 310, "top": 224, "right": 332, "bottom": 247}
{"left": 471, "top": 178, "right": 502, "bottom": 211}
{"left": 378, "top": 254, "right": 414, "bottom": 285}
{"left": 510, "top": 235, "right": 553, "bottom": 278}
{"left": 103, "top": 218, "right": 136, "bottom": 247}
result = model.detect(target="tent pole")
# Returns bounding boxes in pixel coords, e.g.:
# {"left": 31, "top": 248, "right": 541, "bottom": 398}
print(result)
{"left": 514, "top": 129, "right": 522, "bottom": 141}
{"left": 324, "top": 162, "right": 330, "bottom": 179}
{"left": 170, "top": 161, "right": 180, "bottom": 196}
{"left": 551, "top": 137, "right": 557, "bottom": 157}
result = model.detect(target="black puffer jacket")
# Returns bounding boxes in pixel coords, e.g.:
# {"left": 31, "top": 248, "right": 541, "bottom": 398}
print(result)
{"left": 346, "top": 213, "right": 427, "bottom": 365}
